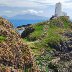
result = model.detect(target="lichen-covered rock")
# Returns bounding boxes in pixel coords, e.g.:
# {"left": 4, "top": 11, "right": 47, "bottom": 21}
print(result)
{"left": 0, "top": 17, "right": 39, "bottom": 72}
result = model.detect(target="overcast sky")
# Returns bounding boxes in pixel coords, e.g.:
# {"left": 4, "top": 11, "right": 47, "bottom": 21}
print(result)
{"left": 0, "top": 0, "right": 72, "bottom": 18}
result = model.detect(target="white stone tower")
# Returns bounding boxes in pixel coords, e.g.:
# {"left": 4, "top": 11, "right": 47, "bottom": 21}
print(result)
{"left": 55, "top": 2, "right": 62, "bottom": 17}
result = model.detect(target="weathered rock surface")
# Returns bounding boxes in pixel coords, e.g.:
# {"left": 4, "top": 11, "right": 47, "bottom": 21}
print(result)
{"left": 48, "top": 32, "right": 72, "bottom": 72}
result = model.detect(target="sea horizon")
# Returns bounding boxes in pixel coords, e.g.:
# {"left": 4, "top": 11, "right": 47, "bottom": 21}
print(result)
{"left": 8, "top": 19, "right": 48, "bottom": 27}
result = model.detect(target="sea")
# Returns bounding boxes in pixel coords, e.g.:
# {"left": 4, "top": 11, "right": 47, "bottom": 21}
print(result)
{"left": 8, "top": 19, "right": 47, "bottom": 28}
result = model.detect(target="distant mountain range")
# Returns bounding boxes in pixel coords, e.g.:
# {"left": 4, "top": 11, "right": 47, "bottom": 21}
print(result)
{"left": 3, "top": 14, "right": 48, "bottom": 20}
{"left": 2, "top": 14, "right": 49, "bottom": 27}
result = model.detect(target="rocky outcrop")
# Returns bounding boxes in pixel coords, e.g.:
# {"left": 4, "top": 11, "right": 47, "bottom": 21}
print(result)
{"left": 0, "top": 17, "right": 39, "bottom": 72}
{"left": 48, "top": 31, "right": 72, "bottom": 53}
{"left": 21, "top": 27, "right": 35, "bottom": 38}
{"left": 48, "top": 32, "right": 72, "bottom": 72}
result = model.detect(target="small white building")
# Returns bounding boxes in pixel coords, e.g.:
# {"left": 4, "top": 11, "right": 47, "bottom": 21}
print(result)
{"left": 62, "top": 12, "right": 67, "bottom": 16}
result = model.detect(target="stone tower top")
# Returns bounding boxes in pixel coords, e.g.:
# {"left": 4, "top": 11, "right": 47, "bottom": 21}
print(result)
{"left": 55, "top": 2, "right": 62, "bottom": 16}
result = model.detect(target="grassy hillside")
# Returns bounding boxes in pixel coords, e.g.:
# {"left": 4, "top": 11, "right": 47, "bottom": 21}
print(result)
{"left": 22, "top": 16, "right": 72, "bottom": 71}
{"left": 23, "top": 16, "right": 71, "bottom": 53}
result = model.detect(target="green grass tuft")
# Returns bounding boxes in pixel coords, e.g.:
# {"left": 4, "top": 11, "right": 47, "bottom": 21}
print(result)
{"left": 0, "top": 36, "right": 6, "bottom": 42}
